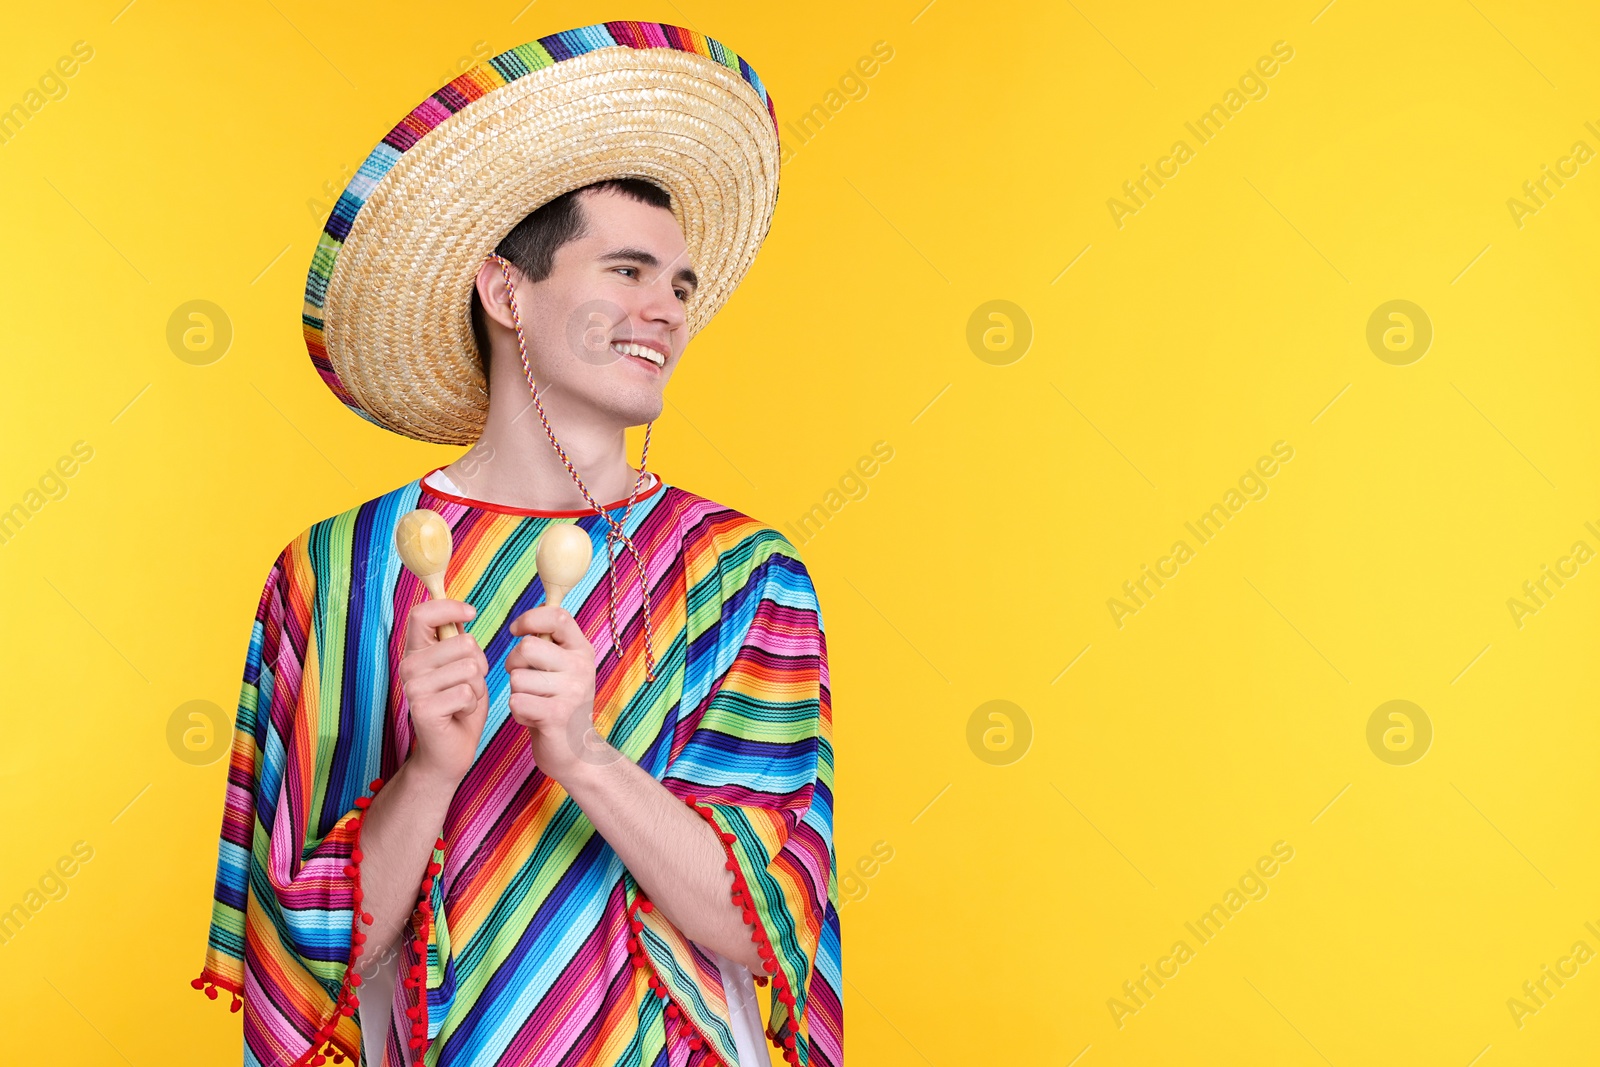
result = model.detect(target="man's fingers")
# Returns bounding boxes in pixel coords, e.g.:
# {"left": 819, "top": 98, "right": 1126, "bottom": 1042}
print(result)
{"left": 459, "top": 683, "right": 490, "bottom": 727}
{"left": 508, "top": 606, "right": 586, "bottom": 648}
{"left": 407, "top": 655, "right": 487, "bottom": 700}
{"left": 449, "top": 681, "right": 487, "bottom": 717}
{"left": 508, "top": 691, "right": 555, "bottom": 724}
{"left": 547, "top": 609, "right": 586, "bottom": 649}
{"left": 395, "top": 633, "right": 483, "bottom": 694}
{"left": 405, "top": 598, "right": 478, "bottom": 651}
{"left": 508, "top": 606, "right": 555, "bottom": 637}
{"left": 400, "top": 631, "right": 486, "bottom": 675}
{"left": 508, "top": 665, "right": 566, "bottom": 699}
{"left": 505, "top": 633, "right": 565, "bottom": 673}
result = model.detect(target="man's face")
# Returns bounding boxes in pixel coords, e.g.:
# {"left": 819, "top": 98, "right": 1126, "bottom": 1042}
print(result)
{"left": 495, "top": 187, "right": 696, "bottom": 428}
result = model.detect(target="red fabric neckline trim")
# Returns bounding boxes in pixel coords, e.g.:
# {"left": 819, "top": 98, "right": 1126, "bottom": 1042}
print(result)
{"left": 419, "top": 465, "right": 666, "bottom": 518}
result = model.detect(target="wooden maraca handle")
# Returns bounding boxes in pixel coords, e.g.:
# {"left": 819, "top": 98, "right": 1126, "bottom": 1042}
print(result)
{"left": 422, "top": 574, "right": 459, "bottom": 640}
{"left": 538, "top": 581, "right": 571, "bottom": 643}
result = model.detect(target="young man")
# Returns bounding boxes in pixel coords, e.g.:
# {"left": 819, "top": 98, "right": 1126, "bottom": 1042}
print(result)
{"left": 193, "top": 24, "right": 840, "bottom": 1067}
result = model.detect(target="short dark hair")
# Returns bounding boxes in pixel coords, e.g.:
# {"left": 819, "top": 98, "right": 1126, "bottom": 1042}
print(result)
{"left": 469, "top": 177, "right": 673, "bottom": 377}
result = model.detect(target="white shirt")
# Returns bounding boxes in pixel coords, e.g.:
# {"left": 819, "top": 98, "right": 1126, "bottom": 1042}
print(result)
{"left": 424, "top": 467, "right": 661, "bottom": 501}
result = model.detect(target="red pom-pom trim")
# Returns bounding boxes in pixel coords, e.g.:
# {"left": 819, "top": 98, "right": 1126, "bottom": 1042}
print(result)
{"left": 684, "top": 795, "right": 812, "bottom": 1064}
{"left": 190, "top": 969, "right": 244, "bottom": 1012}
{"left": 627, "top": 891, "right": 731, "bottom": 1065}
{"left": 402, "top": 835, "right": 447, "bottom": 1059}
{"left": 191, "top": 776, "right": 450, "bottom": 1065}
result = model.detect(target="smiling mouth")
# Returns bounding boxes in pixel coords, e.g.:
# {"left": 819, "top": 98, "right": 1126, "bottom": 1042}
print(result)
{"left": 611, "top": 341, "right": 666, "bottom": 367}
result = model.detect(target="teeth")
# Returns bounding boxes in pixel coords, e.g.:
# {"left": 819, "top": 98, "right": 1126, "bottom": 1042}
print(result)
{"left": 611, "top": 341, "right": 664, "bottom": 366}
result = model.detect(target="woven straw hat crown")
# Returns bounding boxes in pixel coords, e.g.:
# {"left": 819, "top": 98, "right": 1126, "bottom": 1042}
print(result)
{"left": 302, "top": 22, "right": 781, "bottom": 444}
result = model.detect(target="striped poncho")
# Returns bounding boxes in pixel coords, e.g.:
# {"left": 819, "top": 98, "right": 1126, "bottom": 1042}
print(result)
{"left": 195, "top": 469, "right": 841, "bottom": 1067}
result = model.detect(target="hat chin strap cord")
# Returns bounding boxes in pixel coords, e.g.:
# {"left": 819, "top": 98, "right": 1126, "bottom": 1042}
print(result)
{"left": 491, "top": 253, "right": 658, "bottom": 683}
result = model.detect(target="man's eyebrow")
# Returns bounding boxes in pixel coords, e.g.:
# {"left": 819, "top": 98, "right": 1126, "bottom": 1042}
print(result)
{"left": 598, "top": 246, "right": 698, "bottom": 290}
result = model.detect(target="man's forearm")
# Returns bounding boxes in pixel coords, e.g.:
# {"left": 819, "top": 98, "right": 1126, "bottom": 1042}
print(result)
{"left": 558, "top": 746, "right": 766, "bottom": 973}
{"left": 355, "top": 759, "right": 458, "bottom": 961}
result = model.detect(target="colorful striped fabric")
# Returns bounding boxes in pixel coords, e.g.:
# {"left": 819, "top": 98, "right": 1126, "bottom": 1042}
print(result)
{"left": 196, "top": 471, "right": 841, "bottom": 1066}
{"left": 303, "top": 21, "right": 779, "bottom": 431}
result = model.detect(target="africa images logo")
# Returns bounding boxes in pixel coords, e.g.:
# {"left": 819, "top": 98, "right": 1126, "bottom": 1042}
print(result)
{"left": 1107, "top": 841, "right": 1296, "bottom": 1028}
{"left": 1106, "top": 41, "right": 1296, "bottom": 229}
{"left": 1107, "top": 441, "right": 1295, "bottom": 628}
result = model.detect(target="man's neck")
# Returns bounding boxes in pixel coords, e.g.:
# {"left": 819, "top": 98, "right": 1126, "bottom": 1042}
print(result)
{"left": 442, "top": 390, "right": 646, "bottom": 512}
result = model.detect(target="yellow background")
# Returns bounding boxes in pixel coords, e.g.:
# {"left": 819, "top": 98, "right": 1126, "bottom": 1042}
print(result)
{"left": 2, "top": 0, "right": 1597, "bottom": 1063}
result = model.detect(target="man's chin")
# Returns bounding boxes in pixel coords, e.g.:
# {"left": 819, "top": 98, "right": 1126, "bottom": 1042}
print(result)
{"left": 609, "top": 397, "right": 665, "bottom": 429}
{"left": 553, "top": 382, "right": 664, "bottom": 430}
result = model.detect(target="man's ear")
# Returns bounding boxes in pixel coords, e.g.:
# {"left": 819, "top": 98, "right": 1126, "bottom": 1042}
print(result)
{"left": 475, "top": 257, "right": 521, "bottom": 332}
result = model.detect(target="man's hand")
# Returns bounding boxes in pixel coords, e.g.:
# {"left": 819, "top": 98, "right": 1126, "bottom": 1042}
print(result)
{"left": 506, "top": 605, "right": 603, "bottom": 785}
{"left": 399, "top": 597, "right": 489, "bottom": 784}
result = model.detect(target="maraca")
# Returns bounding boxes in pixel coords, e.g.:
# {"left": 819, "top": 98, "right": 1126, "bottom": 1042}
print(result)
{"left": 395, "top": 509, "right": 458, "bottom": 639}
{"left": 533, "top": 524, "right": 593, "bottom": 641}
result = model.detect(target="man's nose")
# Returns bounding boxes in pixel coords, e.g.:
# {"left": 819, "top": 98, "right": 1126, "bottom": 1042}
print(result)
{"left": 640, "top": 274, "right": 687, "bottom": 330}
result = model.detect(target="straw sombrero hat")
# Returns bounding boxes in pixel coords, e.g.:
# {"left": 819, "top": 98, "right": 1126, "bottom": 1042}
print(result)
{"left": 302, "top": 22, "right": 781, "bottom": 445}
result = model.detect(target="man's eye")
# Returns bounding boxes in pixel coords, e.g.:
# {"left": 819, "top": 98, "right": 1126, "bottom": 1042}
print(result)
{"left": 615, "top": 267, "right": 638, "bottom": 278}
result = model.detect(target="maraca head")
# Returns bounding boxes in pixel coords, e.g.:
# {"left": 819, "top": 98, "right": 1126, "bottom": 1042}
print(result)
{"left": 395, "top": 509, "right": 453, "bottom": 576}
{"left": 536, "top": 523, "right": 594, "bottom": 588}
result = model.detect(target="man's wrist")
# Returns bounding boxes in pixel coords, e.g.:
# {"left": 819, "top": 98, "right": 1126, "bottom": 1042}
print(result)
{"left": 398, "top": 751, "right": 467, "bottom": 799}
{"left": 551, "top": 737, "right": 625, "bottom": 798}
